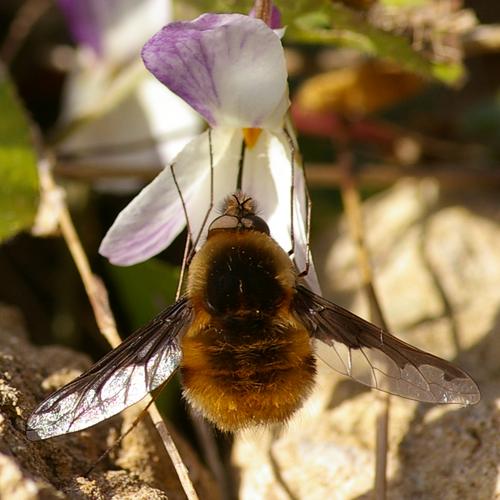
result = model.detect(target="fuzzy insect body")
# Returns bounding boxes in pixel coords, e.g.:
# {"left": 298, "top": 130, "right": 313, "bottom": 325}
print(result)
{"left": 27, "top": 193, "right": 480, "bottom": 441}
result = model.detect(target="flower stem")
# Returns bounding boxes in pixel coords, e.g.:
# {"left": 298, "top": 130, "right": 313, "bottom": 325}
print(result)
{"left": 253, "top": 0, "right": 273, "bottom": 26}
{"left": 1, "top": 0, "right": 51, "bottom": 64}
{"left": 337, "top": 148, "right": 390, "bottom": 500}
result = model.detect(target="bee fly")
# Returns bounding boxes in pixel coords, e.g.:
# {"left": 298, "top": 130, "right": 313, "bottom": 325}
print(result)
{"left": 27, "top": 192, "right": 480, "bottom": 439}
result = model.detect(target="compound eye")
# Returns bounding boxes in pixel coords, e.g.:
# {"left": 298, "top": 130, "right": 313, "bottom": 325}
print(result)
{"left": 242, "top": 216, "right": 270, "bottom": 235}
{"left": 208, "top": 215, "right": 239, "bottom": 232}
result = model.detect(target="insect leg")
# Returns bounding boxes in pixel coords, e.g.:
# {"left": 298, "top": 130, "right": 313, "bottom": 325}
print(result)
{"left": 297, "top": 182, "right": 312, "bottom": 278}
{"left": 190, "top": 128, "right": 215, "bottom": 253}
{"left": 283, "top": 123, "right": 312, "bottom": 278}
{"left": 171, "top": 162, "right": 193, "bottom": 300}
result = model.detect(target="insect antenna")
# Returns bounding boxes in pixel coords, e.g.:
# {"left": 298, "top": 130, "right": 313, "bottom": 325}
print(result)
{"left": 170, "top": 162, "right": 193, "bottom": 300}
{"left": 190, "top": 128, "right": 215, "bottom": 252}
{"left": 171, "top": 129, "right": 215, "bottom": 298}
{"left": 83, "top": 385, "right": 164, "bottom": 477}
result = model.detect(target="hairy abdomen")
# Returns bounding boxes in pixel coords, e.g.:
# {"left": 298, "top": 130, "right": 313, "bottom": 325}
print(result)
{"left": 180, "top": 314, "right": 316, "bottom": 431}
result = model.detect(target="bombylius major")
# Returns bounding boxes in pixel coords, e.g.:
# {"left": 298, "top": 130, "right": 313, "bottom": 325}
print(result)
{"left": 27, "top": 192, "right": 480, "bottom": 439}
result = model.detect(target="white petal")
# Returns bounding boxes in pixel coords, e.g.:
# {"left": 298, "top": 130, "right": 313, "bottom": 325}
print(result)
{"left": 59, "top": 73, "right": 202, "bottom": 172}
{"left": 103, "top": 0, "right": 172, "bottom": 64}
{"left": 242, "top": 131, "right": 291, "bottom": 250}
{"left": 292, "top": 159, "right": 321, "bottom": 293}
{"left": 241, "top": 130, "right": 321, "bottom": 292}
{"left": 58, "top": 0, "right": 172, "bottom": 63}
{"left": 99, "top": 129, "right": 236, "bottom": 265}
{"left": 181, "top": 129, "right": 244, "bottom": 249}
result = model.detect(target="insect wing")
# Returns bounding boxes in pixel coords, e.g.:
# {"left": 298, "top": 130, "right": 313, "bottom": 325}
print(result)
{"left": 293, "top": 286, "right": 480, "bottom": 405}
{"left": 27, "top": 298, "right": 193, "bottom": 440}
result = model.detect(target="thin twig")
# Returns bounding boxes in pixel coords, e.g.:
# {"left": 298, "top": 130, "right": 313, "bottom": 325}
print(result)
{"left": 188, "top": 407, "right": 232, "bottom": 500}
{"left": 148, "top": 403, "right": 199, "bottom": 500}
{"left": 253, "top": 0, "right": 272, "bottom": 25}
{"left": 268, "top": 427, "right": 299, "bottom": 500}
{"left": 337, "top": 149, "right": 390, "bottom": 500}
{"left": 0, "top": 0, "right": 52, "bottom": 64}
{"left": 463, "top": 24, "right": 500, "bottom": 55}
{"left": 42, "top": 162, "right": 199, "bottom": 500}
{"left": 53, "top": 161, "right": 500, "bottom": 191}
{"left": 58, "top": 206, "right": 121, "bottom": 346}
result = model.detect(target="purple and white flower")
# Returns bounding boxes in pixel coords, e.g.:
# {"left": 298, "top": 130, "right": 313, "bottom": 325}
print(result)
{"left": 56, "top": 0, "right": 201, "bottom": 174}
{"left": 99, "top": 13, "right": 320, "bottom": 291}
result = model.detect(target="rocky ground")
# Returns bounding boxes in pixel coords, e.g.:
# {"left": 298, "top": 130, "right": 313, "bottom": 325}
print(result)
{"left": 0, "top": 306, "right": 217, "bottom": 500}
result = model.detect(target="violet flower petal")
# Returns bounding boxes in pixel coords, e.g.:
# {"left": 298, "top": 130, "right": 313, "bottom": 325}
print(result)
{"left": 142, "top": 13, "right": 288, "bottom": 129}
{"left": 58, "top": 0, "right": 103, "bottom": 55}
{"left": 58, "top": 0, "right": 170, "bottom": 61}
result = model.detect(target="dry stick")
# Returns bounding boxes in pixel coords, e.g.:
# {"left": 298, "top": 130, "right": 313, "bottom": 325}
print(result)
{"left": 337, "top": 150, "right": 391, "bottom": 500}
{"left": 253, "top": 0, "right": 273, "bottom": 26}
{"left": 50, "top": 170, "right": 199, "bottom": 500}
{"left": 188, "top": 407, "right": 233, "bottom": 500}
{"left": 0, "top": 0, "right": 52, "bottom": 64}
{"left": 53, "top": 161, "right": 500, "bottom": 190}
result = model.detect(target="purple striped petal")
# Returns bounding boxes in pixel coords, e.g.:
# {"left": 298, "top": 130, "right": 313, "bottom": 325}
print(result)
{"left": 142, "top": 13, "right": 288, "bottom": 129}
{"left": 57, "top": 0, "right": 170, "bottom": 60}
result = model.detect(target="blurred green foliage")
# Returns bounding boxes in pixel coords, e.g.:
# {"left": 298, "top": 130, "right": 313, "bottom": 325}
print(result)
{"left": 0, "top": 67, "right": 39, "bottom": 242}
{"left": 107, "top": 259, "right": 180, "bottom": 329}
{"left": 182, "top": 0, "right": 465, "bottom": 84}
{"left": 460, "top": 96, "right": 500, "bottom": 156}
{"left": 380, "top": 0, "right": 426, "bottom": 6}
{"left": 283, "top": 4, "right": 464, "bottom": 84}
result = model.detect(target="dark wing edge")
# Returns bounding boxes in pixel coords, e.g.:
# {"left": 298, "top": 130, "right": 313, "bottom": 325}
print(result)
{"left": 293, "top": 285, "right": 480, "bottom": 405}
{"left": 27, "top": 297, "right": 193, "bottom": 440}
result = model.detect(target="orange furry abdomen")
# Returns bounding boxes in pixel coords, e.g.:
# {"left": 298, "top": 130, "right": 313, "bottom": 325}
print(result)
{"left": 180, "top": 311, "right": 316, "bottom": 431}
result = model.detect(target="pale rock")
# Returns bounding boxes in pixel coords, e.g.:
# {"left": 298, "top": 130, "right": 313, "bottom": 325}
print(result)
{"left": 233, "top": 179, "right": 499, "bottom": 499}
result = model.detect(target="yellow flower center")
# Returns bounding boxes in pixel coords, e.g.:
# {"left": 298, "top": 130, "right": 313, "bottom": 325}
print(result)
{"left": 242, "top": 128, "right": 262, "bottom": 148}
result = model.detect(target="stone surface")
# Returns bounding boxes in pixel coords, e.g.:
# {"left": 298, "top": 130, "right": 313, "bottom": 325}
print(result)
{"left": 233, "top": 178, "right": 500, "bottom": 500}
{"left": 0, "top": 306, "right": 217, "bottom": 500}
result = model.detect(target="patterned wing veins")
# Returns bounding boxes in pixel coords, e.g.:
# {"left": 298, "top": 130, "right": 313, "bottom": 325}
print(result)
{"left": 27, "top": 298, "right": 193, "bottom": 440}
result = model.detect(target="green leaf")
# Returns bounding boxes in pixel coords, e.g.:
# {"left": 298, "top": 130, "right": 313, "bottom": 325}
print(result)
{"left": 107, "top": 259, "right": 180, "bottom": 329}
{"left": 181, "top": 0, "right": 464, "bottom": 85}
{"left": 380, "top": 0, "right": 427, "bottom": 6}
{"left": 431, "top": 60, "right": 465, "bottom": 86}
{"left": 0, "top": 66, "right": 39, "bottom": 241}
{"left": 283, "top": 4, "right": 464, "bottom": 84}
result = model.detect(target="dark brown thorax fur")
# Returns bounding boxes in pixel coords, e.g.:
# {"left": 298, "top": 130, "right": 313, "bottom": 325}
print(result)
{"left": 180, "top": 195, "right": 316, "bottom": 430}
